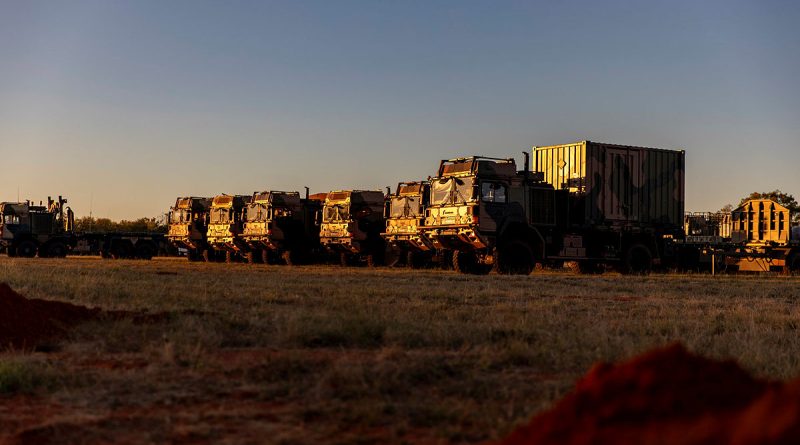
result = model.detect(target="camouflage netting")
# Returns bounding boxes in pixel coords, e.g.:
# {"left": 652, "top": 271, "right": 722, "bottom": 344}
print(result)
{"left": 498, "top": 344, "right": 800, "bottom": 445}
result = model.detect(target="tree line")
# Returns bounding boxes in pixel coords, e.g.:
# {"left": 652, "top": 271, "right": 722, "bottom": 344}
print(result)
{"left": 74, "top": 216, "right": 167, "bottom": 233}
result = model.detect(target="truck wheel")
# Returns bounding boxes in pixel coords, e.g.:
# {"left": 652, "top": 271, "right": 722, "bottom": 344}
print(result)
{"left": 17, "top": 241, "right": 38, "bottom": 258}
{"left": 453, "top": 250, "right": 476, "bottom": 274}
{"left": 624, "top": 244, "right": 653, "bottom": 275}
{"left": 47, "top": 242, "right": 68, "bottom": 258}
{"left": 245, "top": 251, "right": 256, "bottom": 264}
{"left": 187, "top": 250, "right": 201, "bottom": 262}
{"left": 135, "top": 242, "right": 156, "bottom": 260}
{"left": 281, "top": 251, "right": 294, "bottom": 266}
{"left": 225, "top": 251, "right": 234, "bottom": 263}
{"left": 261, "top": 249, "right": 270, "bottom": 265}
{"left": 340, "top": 252, "right": 351, "bottom": 267}
{"left": 6, "top": 247, "right": 18, "bottom": 257}
{"left": 496, "top": 240, "right": 534, "bottom": 275}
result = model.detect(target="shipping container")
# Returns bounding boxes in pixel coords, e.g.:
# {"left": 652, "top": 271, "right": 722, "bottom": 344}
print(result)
{"left": 533, "top": 141, "right": 685, "bottom": 228}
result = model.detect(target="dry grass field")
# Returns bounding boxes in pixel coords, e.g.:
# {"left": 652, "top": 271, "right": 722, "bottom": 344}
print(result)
{"left": 2, "top": 257, "right": 800, "bottom": 444}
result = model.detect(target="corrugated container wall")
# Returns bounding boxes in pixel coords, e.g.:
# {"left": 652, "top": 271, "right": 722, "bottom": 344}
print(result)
{"left": 534, "top": 141, "right": 685, "bottom": 228}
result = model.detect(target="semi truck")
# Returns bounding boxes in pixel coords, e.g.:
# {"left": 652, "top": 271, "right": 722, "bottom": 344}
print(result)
{"left": 0, "top": 196, "right": 164, "bottom": 259}
{"left": 319, "top": 190, "right": 387, "bottom": 266}
{"left": 241, "top": 189, "right": 323, "bottom": 265}
{"left": 167, "top": 197, "right": 213, "bottom": 261}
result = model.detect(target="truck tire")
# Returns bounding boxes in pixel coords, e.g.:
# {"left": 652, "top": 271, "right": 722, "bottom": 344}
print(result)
{"left": 135, "top": 242, "right": 156, "bottom": 260}
{"left": 340, "top": 252, "right": 351, "bottom": 267}
{"left": 281, "top": 250, "right": 294, "bottom": 266}
{"left": 202, "top": 249, "right": 213, "bottom": 262}
{"left": 623, "top": 244, "right": 653, "bottom": 275}
{"left": 46, "top": 242, "right": 68, "bottom": 259}
{"left": 496, "top": 240, "right": 534, "bottom": 275}
{"left": 261, "top": 249, "right": 270, "bottom": 265}
{"left": 453, "top": 250, "right": 475, "bottom": 274}
{"left": 245, "top": 251, "right": 256, "bottom": 264}
{"left": 17, "top": 241, "right": 38, "bottom": 258}
{"left": 187, "top": 249, "right": 202, "bottom": 262}
{"left": 225, "top": 251, "right": 234, "bottom": 263}
{"left": 6, "top": 247, "right": 17, "bottom": 257}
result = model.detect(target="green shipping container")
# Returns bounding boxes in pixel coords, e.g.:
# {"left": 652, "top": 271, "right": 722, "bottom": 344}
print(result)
{"left": 533, "top": 141, "right": 685, "bottom": 228}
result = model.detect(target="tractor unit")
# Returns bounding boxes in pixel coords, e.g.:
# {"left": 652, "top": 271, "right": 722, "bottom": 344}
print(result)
{"left": 205, "top": 194, "right": 250, "bottom": 262}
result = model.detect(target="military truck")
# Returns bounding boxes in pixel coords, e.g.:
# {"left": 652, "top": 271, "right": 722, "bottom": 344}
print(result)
{"left": 381, "top": 181, "right": 437, "bottom": 268}
{"left": 422, "top": 144, "right": 686, "bottom": 274}
{"left": 205, "top": 194, "right": 250, "bottom": 262}
{"left": 319, "top": 190, "right": 386, "bottom": 266}
{"left": 0, "top": 197, "right": 74, "bottom": 257}
{"left": 0, "top": 196, "right": 164, "bottom": 259}
{"left": 421, "top": 156, "right": 559, "bottom": 274}
{"left": 241, "top": 189, "right": 322, "bottom": 264}
{"left": 167, "top": 197, "right": 213, "bottom": 261}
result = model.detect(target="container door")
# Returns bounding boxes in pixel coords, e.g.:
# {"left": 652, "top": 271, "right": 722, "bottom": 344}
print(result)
{"left": 604, "top": 149, "right": 640, "bottom": 221}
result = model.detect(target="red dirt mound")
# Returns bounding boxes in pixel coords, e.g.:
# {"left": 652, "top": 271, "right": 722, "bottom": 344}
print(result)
{"left": 0, "top": 283, "right": 101, "bottom": 350}
{"left": 498, "top": 343, "right": 800, "bottom": 445}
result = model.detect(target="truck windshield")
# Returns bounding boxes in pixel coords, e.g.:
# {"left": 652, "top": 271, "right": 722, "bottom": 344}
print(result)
{"left": 170, "top": 209, "right": 190, "bottom": 223}
{"left": 323, "top": 204, "right": 349, "bottom": 222}
{"left": 390, "top": 196, "right": 421, "bottom": 218}
{"left": 246, "top": 203, "right": 269, "bottom": 222}
{"left": 431, "top": 177, "right": 474, "bottom": 205}
{"left": 210, "top": 208, "right": 231, "bottom": 224}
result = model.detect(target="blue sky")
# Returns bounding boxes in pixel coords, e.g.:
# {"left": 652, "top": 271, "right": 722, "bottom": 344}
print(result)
{"left": 1, "top": 0, "right": 798, "bottom": 219}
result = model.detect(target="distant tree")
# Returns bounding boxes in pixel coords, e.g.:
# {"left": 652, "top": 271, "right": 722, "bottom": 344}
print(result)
{"left": 719, "top": 204, "right": 734, "bottom": 214}
{"left": 74, "top": 216, "right": 168, "bottom": 233}
{"left": 737, "top": 190, "right": 800, "bottom": 222}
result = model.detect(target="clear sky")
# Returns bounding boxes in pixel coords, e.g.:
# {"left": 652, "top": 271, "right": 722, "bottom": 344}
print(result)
{"left": 1, "top": 0, "right": 798, "bottom": 219}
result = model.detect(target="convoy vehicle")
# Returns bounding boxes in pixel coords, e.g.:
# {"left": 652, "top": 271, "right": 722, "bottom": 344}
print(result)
{"left": 319, "top": 190, "right": 386, "bottom": 266}
{"left": 0, "top": 196, "right": 164, "bottom": 259}
{"left": 421, "top": 156, "right": 559, "bottom": 274}
{"left": 421, "top": 141, "right": 686, "bottom": 274}
{"left": 206, "top": 194, "right": 250, "bottom": 262}
{"left": 381, "top": 181, "right": 437, "bottom": 267}
{"left": 167, "top": 197, "right": 213, "bottom": 261}
{"left": 241, "top": 189, "right": 322, "bottom": 264}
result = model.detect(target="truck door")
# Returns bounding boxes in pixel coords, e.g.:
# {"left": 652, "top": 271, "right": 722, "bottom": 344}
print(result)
{"left": 480, "top": 181, "right": 507, "bottom": 232}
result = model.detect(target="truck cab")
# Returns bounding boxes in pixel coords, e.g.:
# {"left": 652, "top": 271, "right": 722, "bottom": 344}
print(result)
{"left": 421, "top": 156, "right": 557, "bottom": 274}
{"left": 0, "top": 197, "right": 74, "bottom": 258}
{"left": 320, "top": 190, "right": 386, "bottom": 266}
{"left": 241, "top": 190, "right": 322, "bottom": 264}
{"left": 206, "top": 194, "right": 250, "bottom": 262}
{"left": 382, "top": 181, "right": 436, "bottom": 267}
{"left": 167, "top": 197, "right": 213, "bottom": 261}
